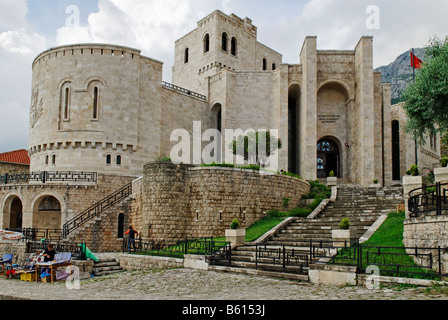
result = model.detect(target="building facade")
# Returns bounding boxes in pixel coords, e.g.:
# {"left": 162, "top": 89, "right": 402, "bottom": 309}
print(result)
{"left": 0, "top": 10, "right": 441, "bottom": 238}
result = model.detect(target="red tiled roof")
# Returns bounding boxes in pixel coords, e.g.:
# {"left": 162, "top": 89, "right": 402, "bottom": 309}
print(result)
{"left": 0, "top": 149, "right": 30, "bottom": 165}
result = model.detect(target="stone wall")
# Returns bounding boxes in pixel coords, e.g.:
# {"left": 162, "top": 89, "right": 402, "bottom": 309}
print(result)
{"left": 0, "top": 241, "right": 27, "bottom": 265}
{"left": 0, "top": 163, "right": 29, "bottom": 176}
{"left": 403, "top": 215, "right": 448, "bottom": 274}
{"left": 142, "top": 162, "right": 310, "bottom": 241}
{"left": 118, "top": 254, "right": 183, "bottom": 271}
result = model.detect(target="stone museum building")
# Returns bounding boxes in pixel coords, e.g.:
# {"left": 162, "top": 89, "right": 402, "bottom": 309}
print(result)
{"left": 0, "top": 10, "right": 441, "bottom": 250}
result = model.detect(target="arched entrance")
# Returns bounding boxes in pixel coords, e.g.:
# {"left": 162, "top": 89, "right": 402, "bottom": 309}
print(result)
{"left": 317, "top": 138, "right": 341, "bottom": 178}
{"left": 392, "top": 120, "right": 401, "bottom": 181}
{"left": 10, "top": 197, "right": 23, "bottom": 229}
{"left": 33, "top": 196, "right": 62, "bottom": 230}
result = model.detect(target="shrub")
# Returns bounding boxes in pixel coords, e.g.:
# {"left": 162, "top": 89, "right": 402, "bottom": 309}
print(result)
{"left": 282, "top": 198, "right": 290, "bottom": 209}
{"left": 289, "top": 207, "right": 311, "bottom": 217}
{"left": 230, "top": 218, "right": 240, "bottom": 229}
{"left": 339, "top": 218, "right": 351, "bottom": 230}
{"left": 267, "top": 209, "right": 289, "bottom": 218}
{"left": 155, "top": 155, "right": 171, "bottom": 162}
{"left": 373, "top": 179, "right": 379, "bottom": 184}
{"left": 329, "top": 170, "right": 335, "bottom": 177}
{"left": 427, "top": 170, "right": 435, "bottom": 184}
{"left": 406, "top": 164, "right": 420, "bottom": 176}
{"left": 442, "top": 157, "right": 448, "bottom": 168}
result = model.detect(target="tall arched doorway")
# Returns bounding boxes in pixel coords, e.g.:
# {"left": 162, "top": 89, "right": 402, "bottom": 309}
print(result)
{"left": 317, "top": 138, "right": 340, "bottom": 178}
{"left": 33, "top": 196, "right": 62, "bottom": 230}
{"left": 392, "top": 120, "right": 401, "bottom": 181}
{"left": 10, "top": 197, "right": 23, "bottom": 230}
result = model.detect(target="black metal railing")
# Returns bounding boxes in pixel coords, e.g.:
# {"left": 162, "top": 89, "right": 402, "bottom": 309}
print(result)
{"left": 408, "top": 182, "right": 448, "bottom": 217}
{"left": 7, "top": 228, "right": 63, "bottom": 242}
{"left": 0, "top": 171, "right": 97, "bottom": 185}
{"left": 62, "top": 182, "right": 132, "bottom": 238}
{"left": 162, "top": 81, "right": 207, "bottom": 101}
{"left": 314, "top": 240, "right": 446, "bottom": 280}
{"left": 207, "top": 239, "right": 447, "bottom": 280}
{"left": 124, "top": 237, "right": 230, "bottom": 259}
{"left": 26, "top": 240, "right": 86, "bottom": 260}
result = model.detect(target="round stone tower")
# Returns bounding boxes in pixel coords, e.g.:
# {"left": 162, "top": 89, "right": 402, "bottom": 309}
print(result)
{"left": 28, "top": 44, "right": 145, "bottom": 176}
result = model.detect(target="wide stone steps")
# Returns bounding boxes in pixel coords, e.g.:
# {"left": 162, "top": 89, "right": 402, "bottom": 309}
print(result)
{"left": 93, "top": 258, "right": 123, "bottom": 276}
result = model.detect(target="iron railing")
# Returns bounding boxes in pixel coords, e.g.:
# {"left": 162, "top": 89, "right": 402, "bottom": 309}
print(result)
{"left": 7, "top": 228, "right": 63, "bottom": 242}
{"left": 207, "top": 239, "right": 447, "bottom": 280}
{"left": 408, "top": 182, "right": 448, "bottom": 217}
{"left": 0, "top": 171, "right": 97, "bottom": 185}
{"left": 124, "top": 237, "right": 230, "bottom": 259}
{"left": 162, "top": 81, "right": 207, "bottom": 101}
{"left": 27, "top": 240, "right": 86, "bottom": 260}
{"left": 63, "top": 182, "right": 133, "bottom": 238}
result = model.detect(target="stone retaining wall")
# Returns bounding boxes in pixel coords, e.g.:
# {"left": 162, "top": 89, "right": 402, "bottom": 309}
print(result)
{"left": 142, "top": 162, "right": 310, "bottom": 241}
{"left": 118, "top": 254, "right": 183, "bottom": 271}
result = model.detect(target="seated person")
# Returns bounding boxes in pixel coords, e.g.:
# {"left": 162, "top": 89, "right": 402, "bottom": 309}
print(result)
{"left": 40, "top": 244, "right": 56, "bottom": 278}
{"left": 42, "top": 243, "right": 56, "bottom": 262}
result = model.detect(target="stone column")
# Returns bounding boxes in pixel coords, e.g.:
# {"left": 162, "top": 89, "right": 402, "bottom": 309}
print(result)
{"left": 403, "top": 175, "right": 427, "bottom": 219}
{"left": 299, "top": 37, "right": 318, "bottom": 181}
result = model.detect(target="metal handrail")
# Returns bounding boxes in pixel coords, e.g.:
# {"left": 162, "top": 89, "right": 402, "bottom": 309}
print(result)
{"left": 162, "top": 81, "right": 207, "bottom": 101}
{"left": 0, "top": 171, "right": 97, "bottom": 185}
{"left": 62, "top": 182, "right": 132, "bottom": 238}
{"left": 408, "top": 182, "right": 448, "bottom": 217}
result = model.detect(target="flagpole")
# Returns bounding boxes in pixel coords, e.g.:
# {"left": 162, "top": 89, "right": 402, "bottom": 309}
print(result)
{"left": 412, "top": 48, "right": 418, "bottom": 167}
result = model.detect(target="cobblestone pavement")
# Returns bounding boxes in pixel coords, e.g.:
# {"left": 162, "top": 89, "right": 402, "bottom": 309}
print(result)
{"left": 1, "top": 268, "right": 447, "bottom": 301}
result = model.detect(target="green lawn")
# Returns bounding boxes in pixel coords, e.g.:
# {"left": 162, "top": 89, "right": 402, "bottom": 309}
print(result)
{"left": 333, "top": 211, "right": 441, "bottom": 280}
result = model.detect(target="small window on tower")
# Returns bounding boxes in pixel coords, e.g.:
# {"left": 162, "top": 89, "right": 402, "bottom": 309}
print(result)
{"left": 222, "top": 33, "right": 228, "bottom": 52}
{"left": 263, "top": 58, "right": 267, "bottom": 71}
{"left": 184, "top": 48, "right": 189, "bottom": 63}
{"left": 231, "top": 37, "right": 237, "bottom": 56}
{"left": 116, "top": 155, "right": 122, "bottom": 165}
{"left": 106, "top": 154, "right": 111, "bottom": 165}
{"left": 204, "top": 34, "right": 210, "bottom": 53}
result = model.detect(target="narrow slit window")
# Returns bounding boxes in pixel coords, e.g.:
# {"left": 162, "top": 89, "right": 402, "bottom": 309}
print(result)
{"left": 204, "top": 34, "right": 210, "bottom": 53}
{"left": 106, "top": 154, "right": 111, "bottom": 165}
{"left": 263, "top": 58, "right": 267, "bottom": 70}
{"left": 116, "top": 155, "right": 122, "bottom": 165}
{"left": 52, "top": 154, "right": 56, "bottom": 165}
{"left": 64, "top": 87, "right": 70, "bottom": 120}
{"left": 93, "top": 86, "right": 99, "bottom": 119}
{"left": 184, "top": 48, "right": 189, "bottom": 63}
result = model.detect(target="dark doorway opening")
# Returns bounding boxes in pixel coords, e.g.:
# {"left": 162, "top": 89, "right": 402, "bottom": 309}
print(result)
{"left": 10, "top": 198, "right": 23, "bottom": 229}
{"left": 317, "top": 138, "right": 340, "bottom": 178}
{"left": 392, "top": 121, "right": 401, "bottom": 181}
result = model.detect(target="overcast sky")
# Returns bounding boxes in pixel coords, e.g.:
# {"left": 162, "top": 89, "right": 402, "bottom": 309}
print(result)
{"left": 0, "top": 0, "right": 447, "bottom": 153}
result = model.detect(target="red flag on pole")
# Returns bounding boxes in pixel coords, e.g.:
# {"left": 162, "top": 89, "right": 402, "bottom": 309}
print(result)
{"left": 411, "top": 52, "right": 423, "bottom": 69}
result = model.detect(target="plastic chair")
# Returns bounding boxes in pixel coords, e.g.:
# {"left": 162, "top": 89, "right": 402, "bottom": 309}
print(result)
{"left": 0, "top": 254, "right": 13, "bottom": 275}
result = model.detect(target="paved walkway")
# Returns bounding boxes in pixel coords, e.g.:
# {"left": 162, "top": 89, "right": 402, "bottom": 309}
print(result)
{"left": 0, "top": 268, "right": 447, "bottom": 301}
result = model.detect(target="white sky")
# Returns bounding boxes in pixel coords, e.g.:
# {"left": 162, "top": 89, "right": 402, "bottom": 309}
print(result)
{"left": 0, "top": 0, "right": 447, "bottom": 152}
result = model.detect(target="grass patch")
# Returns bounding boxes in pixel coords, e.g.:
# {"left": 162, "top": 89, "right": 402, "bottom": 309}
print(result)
{"left": 333, "top": 211, "right": 440, "bottom": 280}
{"left": 245, "top": 216, "right": 285, "bottom": 242}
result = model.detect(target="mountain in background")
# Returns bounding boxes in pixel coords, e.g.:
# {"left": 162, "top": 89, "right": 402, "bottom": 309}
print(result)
{"left": 375, "top": 47, "right": 426, "bottom": 105}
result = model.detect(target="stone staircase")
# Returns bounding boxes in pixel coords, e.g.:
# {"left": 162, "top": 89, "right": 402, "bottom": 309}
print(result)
{"left": 93, "top": 258, "right": 123, "bottom": 276}
{"left": 209, "top": 185, "right": 404, "bottom": 279}
{"left": 265, "top": 185, "right": 404, "bottom": 247}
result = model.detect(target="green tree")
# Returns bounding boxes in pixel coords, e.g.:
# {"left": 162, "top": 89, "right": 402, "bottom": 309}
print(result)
{"left": 229, "top": 131, "right": 282, "bottom": 166}
{"left": 402, "top": 37, "right": 448, "bottom": 144}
